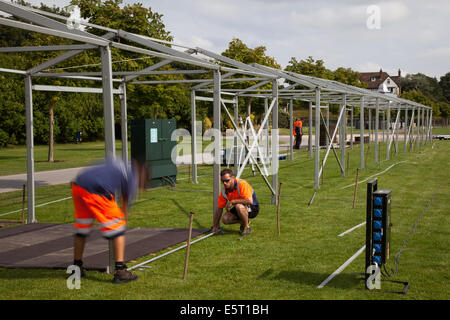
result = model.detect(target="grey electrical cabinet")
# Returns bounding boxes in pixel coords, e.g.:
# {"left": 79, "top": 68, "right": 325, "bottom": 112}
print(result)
{"left": 130, "top": 119, "right": 177, "bottom": 188}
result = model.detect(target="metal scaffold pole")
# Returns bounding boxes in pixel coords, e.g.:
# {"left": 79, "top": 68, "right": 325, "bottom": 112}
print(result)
{"left": 314, "top": 87, "right": 321, "bottom": 189}
{"left": 360, "top": 96, "right": 365, "bottom": 170}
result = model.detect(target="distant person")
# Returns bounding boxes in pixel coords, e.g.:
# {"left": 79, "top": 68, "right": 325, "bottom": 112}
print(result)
{"left": 293, "top": 118, "right": 303, "bottom": 149}
{"left": 212, "top": 168, "right": 259, "bottom": 236}
{"left": 71, "top": 158, "right": 145, "bottom": 284}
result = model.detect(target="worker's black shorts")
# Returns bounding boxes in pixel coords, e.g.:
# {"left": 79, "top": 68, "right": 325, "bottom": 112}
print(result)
{"left": 230, "top": 205, "right": 259, "bottom": 219}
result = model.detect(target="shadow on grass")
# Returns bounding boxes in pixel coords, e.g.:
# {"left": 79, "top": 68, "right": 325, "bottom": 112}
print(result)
{"left": 171, "top": 199, "right": 207, "bottom": 229}
{"left": 0, "top": 155, "right": 24, "bottom": 160}
{"left": 35, "top": 160, "right": 65, "bottom": 163}
{"left": 59, "top": 148, "right": 104, "bottom": 152}
{"left": 258, "top": 268, "right": 364, "bottom": 289}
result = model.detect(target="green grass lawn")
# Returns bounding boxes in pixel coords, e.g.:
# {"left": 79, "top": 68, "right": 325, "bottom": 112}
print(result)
{"left": 0, "top": 141, "right": 116, "bottom": 176}
{"left": 0, "top": 136, "right": 449, "bottom": 300}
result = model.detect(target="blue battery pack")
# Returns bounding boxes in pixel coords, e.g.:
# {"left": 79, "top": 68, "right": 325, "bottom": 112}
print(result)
{"left": 374, "top": 244, "right": 382, "bottom": 254}
{"left": 373, "top": 255, "right": 382, "bottom": 265}
{"left": 373, "top": 232, "right": 382, "bottom": 241}
{"left": 374, "top": 209, "right": 383, "bottom": 218}
{"left": 373, "top": 197, "right": 383, "bottom": 207}
{"left": 373, "top": 220, "right": 382, "bottom": 230}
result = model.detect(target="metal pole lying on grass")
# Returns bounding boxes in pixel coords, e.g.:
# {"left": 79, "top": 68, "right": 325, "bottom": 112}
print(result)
{"left": 183, "top": 212, "right": 195, "bottom": 280}
{"left": 276, "top": 182, "right": 282, "bottom": 236}
{"left": 128, "top": 232, "right": 215, "bottom": 271}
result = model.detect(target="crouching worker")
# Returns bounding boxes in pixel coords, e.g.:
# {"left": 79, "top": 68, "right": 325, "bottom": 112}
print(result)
{"left": 71, "top": 158, "right": 146, "bottom": 284}
{"left": 212, "top": 168, "right": 259, "bottom": 236}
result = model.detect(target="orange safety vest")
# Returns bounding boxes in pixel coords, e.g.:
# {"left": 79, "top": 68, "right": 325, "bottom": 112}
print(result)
{"left": 217, "top": 179, "right": 258, "bottom": 209}
{"left": 293, "top": 120, "right": 303, "bottom": 136}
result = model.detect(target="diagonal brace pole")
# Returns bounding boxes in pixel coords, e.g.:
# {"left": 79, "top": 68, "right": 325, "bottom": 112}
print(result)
{"left": 233, "top": 98, "right": 276, "bottom": 178}
{"left": 319, "top": 109, "right": 344, "bottom": 175}
{"left": 387, "top": 108, "right": 401, "bottom": 155}
{"left": 221, "top": 100, "right": 276, "bottom": 196}
{"left": 319, "top": 105, "right": 346, "bottom": 178}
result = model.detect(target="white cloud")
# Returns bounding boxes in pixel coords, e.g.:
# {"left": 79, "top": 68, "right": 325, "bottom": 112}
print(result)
{"left": 418, "top": 46, "right": 450, "bottom": 59}
{"left": 290, "top": 5, "right": 365, "bottom": 29}
{"left": 377, "top": 1, "right": 410, "bottom": 22}
{"left": 193, "top": 0, "right": 240, "bottom": 21}
{"left": 7, "top": 0, "right": 450, "bottom": 78}
{"left": 172, "top": 36, "right": 216, "bottom": 51}
{"left": 290, "top": 1, "right": 409, "bottom": 30}
{"left": 357, "top": 62, "right": 383, "bottom": 72}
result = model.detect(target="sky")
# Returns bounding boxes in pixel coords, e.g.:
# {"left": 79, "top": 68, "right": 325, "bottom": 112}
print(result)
{"left": 14, "top": 0, "right": 450, "bottom": 79}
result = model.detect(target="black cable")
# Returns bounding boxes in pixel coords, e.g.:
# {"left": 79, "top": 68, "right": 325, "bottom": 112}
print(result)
{"left": 169, "top": 189, "right": 213, "bottom": 194}
{"left": 385, "top": 180, "right": 448, "bottom": 278}
{"left": 161, "top": 176, "right": 176, "bottom": 189}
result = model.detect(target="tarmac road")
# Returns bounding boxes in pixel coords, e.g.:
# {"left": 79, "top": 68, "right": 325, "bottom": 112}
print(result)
{"left": 0, "top": 133, "right": 409, "bottom": 193}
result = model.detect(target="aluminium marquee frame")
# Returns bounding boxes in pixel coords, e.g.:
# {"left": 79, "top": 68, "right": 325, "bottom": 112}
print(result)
{"left": 0, "top": 0, "right": 279, "bottom": 226}
{"left": 201, "top": 63, "right": 433, "bottom": 189}
{"left": 0, "top": 1, "right": 432, "bottom": 227}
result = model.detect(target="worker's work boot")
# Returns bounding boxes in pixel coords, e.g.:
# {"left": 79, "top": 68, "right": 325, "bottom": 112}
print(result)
{"left": 113, "top": 266, "right": 138, "bottom": 284}
{"left": 72, "top": 260, "right": 86, "bottom": 277}
{"left": 239, "top": 222, "right": 252, "bottom": 236}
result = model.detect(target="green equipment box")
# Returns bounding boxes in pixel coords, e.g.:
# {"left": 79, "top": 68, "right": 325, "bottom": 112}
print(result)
{"left": 131, "top": 119, "right": 177, "bottom": 188}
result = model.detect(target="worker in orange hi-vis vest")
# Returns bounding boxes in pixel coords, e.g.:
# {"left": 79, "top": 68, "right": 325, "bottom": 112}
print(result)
{"left": 212, "top": 168, "right": 259, "bottom": 236}
{"left": 71, "top": 158, "right": 146, "bottom": 284}
{"left": 293, "top": 118, "right": 303, "bottom": 149}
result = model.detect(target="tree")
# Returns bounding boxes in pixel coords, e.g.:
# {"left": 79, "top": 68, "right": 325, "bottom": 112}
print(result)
{"left": 398, "top": 72, "right": 450, "bottom": 122}
{"left": 0, "top": 0, "right": 185, "bottom": 149}
{"left": 221, "top": 38, "right": 281, "bottom": 125}
{"left": 398, "top": 73, "right": 445, "bottom": 103}
{"left": 333, "top": 67, "right": 366, "bottom": 88}
{"left": 284, "top": 56, "right": 366, "bottom": 115}
{"left": 439, "top": 72, "right": 450, "bottom": 103}
{"left": 72, "top": 0, "right": 171, "bottom": 40}
{"left": 285, "top": 56, "right": 333, "bottom": 80}
{"left": 399, "top": 90, "right": 439, "bottom": 115}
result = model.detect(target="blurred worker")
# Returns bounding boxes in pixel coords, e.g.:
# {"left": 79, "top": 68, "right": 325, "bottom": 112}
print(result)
{"left": 212, "top": 168, "right": 259, "bottom": 236}
{"left": 293, "top": 118, "right": 303, "bottom": 149}
{"left": 71, "top": 158, "right": 146, "bottom": 284}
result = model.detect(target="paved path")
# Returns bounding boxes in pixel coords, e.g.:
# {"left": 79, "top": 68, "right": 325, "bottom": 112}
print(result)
{"left": 0, "top": 167, "right": 89, "bottom": 193}
{"left": 0, "top": 133, "right": 411, "bottom": 193}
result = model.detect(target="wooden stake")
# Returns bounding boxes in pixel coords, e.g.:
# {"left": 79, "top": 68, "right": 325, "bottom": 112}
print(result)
{"left": 183, "top": 211, "right": 195, "bottom": 280}
{"left": 276, "top": 182, "right": 283, "bottom": 236}
{"left": 352, "top": 168, "right": 359, "bottom": 209}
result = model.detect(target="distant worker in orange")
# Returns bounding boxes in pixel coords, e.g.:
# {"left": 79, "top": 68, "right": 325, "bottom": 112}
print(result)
{"left": 293, "top": 118, "right": 303, "bottom": 149}
{"left": 212, "top": 168, "right": 259, "bottom": 236}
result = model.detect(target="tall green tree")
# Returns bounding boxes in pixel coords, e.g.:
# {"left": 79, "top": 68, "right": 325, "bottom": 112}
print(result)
{"left": 285, "top": 56, "right": 333, "bottom": 80}
{"left": 221, "top": 38, "right": 281, "bottom": 124}
{"left": 399, "top": 90, "right": 440, "bottom": 116}
{"left": 0, "top": 0, "right": 193, "bottom": 148}
{"left": 284, "top": 56, "right": 366, "bottom": 114}
{"left": 72, "top": 0, "right": 192, "bottom": 127}
{"left": 72, "top": 0, "right": 171, "bottom": 39}
{"left": 439, "top": 72, "right": 450, "bottom": 103}
{"left": 398, "top": 73, "right": 445, "bottom": 103}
